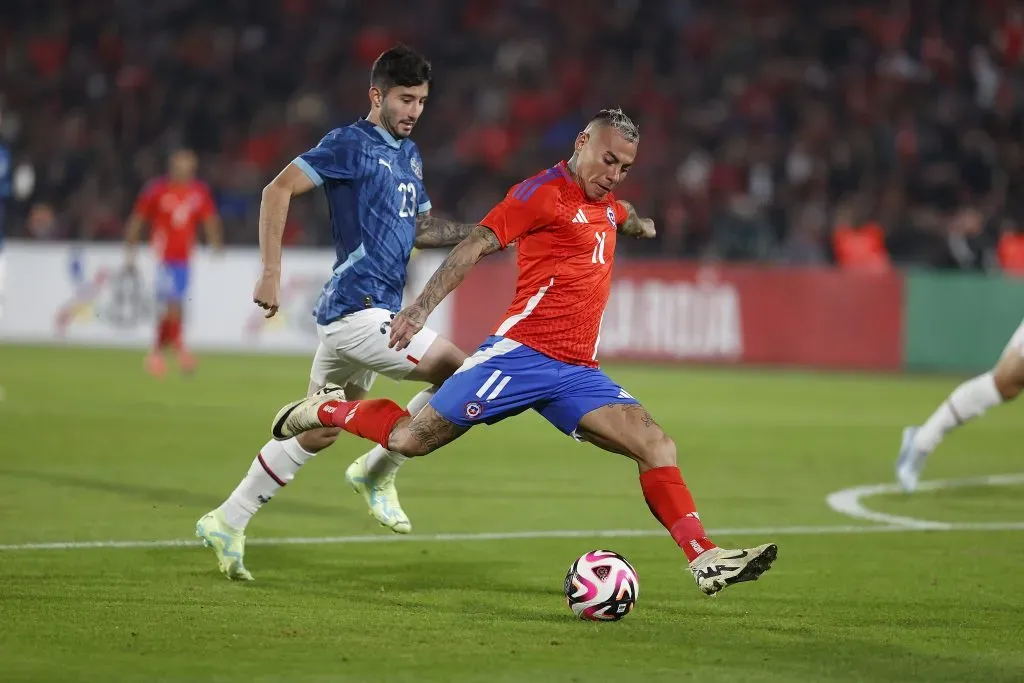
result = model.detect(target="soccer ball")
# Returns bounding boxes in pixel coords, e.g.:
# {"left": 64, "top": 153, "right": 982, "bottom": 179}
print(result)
{"left": 563, "top": 549, "right": 639, "bottom": 621}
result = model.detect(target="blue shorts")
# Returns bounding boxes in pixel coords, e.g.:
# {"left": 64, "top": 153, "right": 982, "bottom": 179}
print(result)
{"left": 430, "top": 336, "right": 639, "bottom": 436}
{"left": 156, "top": 262, "right": 190, "bottom": 302}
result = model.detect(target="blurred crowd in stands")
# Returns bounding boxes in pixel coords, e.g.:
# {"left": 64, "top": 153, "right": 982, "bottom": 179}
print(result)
{"left": 4, "top": 0, "right": 1024, "bottom": 273}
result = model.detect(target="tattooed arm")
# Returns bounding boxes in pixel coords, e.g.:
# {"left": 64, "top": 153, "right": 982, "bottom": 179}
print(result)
{"left": 389, "top": 225, "right": 502, "bottom": 350}
{"left": 413, "top": 212, "right": 479, "bottom": 248}
{"left": 616, "top": 200, "right": 657, "bottom": 239}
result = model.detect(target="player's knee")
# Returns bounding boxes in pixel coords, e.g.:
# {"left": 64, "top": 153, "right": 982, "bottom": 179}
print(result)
{"left": 297, "top": 428, "right": 341, "bottom": 453}
{"left": 387, "top": 431, "right": 428, "bottom": 457}
{"left": 637, "top": 433, "right": 676, "bottom": 470}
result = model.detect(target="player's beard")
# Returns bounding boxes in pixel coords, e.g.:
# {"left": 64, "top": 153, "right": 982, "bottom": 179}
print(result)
{"left": 381, "top": 104, "right": 415, "bottom": 140}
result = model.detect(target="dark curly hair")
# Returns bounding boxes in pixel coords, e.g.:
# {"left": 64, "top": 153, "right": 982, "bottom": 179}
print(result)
{"left": 370, "top": 44, "right": 432, "bottom": 93}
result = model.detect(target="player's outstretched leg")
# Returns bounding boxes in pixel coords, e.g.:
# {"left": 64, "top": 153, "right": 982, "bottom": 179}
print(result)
{"left": 575, "top": 403, "right": 777, "bottom": 597}
{"left": 196, "top": 384, "right": 349, "bottom": 580}
{"left": 897, "top": 334, "right": 1024, "bottom": 492}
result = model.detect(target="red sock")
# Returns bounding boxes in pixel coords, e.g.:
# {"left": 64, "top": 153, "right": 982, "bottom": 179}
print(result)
{"left": 319, "top": 398, "right": 409, "bottom": 449}
{"left": 639, "top": 466, "right": 717, "bottom": 562}
{"left": 155, "top": 315, "right": 171, "bottom": 349}
{"left": 166, "top": 317, "right": 183, "bottom": 350}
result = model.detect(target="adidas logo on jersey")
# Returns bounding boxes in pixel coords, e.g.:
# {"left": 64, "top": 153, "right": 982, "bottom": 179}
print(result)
{"left": 572, "top": 208, "right": 588, "bottom": 224}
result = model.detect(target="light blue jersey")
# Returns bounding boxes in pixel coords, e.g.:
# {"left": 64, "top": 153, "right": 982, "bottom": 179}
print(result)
{"left": 293, "top": 119, "right": 431, "bottom": 324}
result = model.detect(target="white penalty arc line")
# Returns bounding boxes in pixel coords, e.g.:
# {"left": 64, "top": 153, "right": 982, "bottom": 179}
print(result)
{"left": 4, "top": 521, "right": 1024, "bottom": 553}
{"left": 826, "top": 473, "right": 1024, "bottom": 529}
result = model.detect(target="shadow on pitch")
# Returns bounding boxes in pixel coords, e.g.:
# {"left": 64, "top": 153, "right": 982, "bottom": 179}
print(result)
{"left": 0, "top": 468, "right": 340, "bottom": 518}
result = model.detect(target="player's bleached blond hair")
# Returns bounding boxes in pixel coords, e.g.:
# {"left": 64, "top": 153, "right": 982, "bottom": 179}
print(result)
{"left": 590, "top": 108, "right": 639, "bottom": 143}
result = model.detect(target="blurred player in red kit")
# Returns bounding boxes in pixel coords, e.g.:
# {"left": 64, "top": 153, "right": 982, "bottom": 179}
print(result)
{"left": 125, "top": 149, "right": 221, "bottom": 376}
{"left": 272, "top": 109, "right": 778, "bottom": 597}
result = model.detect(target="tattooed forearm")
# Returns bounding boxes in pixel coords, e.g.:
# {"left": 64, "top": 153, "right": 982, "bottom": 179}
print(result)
{"left": 414, "top": 214, "right": 479, "bottom": 248}
{"left": 617, "top": 200, "right": 655, "bottom": 239}
{"left": 412, "top": 225, "right": 501, "bottom": 314}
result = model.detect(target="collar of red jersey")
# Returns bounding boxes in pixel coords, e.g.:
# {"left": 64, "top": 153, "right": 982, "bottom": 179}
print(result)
{"left": 556, "top": 160, "right": 573, "bottom": 183}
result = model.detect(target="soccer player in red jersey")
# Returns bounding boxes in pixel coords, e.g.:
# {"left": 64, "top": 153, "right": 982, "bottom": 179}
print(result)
{"left": 273, "top": 110, "right": 777, "bottom": 596}
{"left": 125, "top": 149, "right": 221, "bottom": 376}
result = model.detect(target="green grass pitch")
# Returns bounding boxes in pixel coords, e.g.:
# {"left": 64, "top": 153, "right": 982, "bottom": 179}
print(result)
{"left": 1, "top": 345, "right": 1022, "bottom": 682}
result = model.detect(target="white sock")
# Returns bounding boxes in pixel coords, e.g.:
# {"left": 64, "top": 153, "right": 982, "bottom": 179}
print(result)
{"left": 913, "top": 372, "right": 1002, "bottom": 454}
{"left": 364, "top": 386, "right": 437, "bottom": 477}
{"left": 218, "top": 438, "right": 317, "bottom": 531}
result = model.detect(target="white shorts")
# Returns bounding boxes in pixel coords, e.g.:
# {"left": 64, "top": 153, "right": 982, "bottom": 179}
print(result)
{"left": 308, "top": 307, "right": 439, "bottom": 395}
{"left": 1002, "top": 318, "right": 1024, "bottom": 360}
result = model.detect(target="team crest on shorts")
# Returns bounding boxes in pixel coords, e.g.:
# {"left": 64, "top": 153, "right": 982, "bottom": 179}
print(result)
{"left": 410, "top": 156, "right": 423, "bottom": 180}
{"left": 464, "top": 401, "right": 483, "bottom": 419}
{"left": 605, "top": 206, "right": 616, "bottom": 226}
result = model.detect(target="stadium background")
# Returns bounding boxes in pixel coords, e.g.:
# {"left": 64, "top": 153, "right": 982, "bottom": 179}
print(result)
{"left": 4, "top": 0, "right": 1024, "bottom": 373}
{"left": 3, "top": 3, "right": 1024, "bottom": 682}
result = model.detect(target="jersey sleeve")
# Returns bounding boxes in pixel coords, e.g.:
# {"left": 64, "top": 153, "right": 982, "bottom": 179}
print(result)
{"left": 612, "top": 200, "right": 629, "bottom": 225}
{"left": 293, "top": 134, "right": 359, "bottom": 186}
{"left": 480, "top": 186, "right": 555, "bottom": 248}
{"left": 132, "top": 181, "right": 160, "bottom": 220}
{"left": 412, "top": 151, "right": 431, "bottom": 215}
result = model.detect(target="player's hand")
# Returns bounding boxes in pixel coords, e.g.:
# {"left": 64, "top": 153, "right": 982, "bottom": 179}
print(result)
{"left": 634, "top": 217, "right": 656, "bottom": 239}
{"left": 253, "top": 271, "right": 281, "bottom": 319}
{"left": 389, "top": 304, "right": 427, "bottom": 350}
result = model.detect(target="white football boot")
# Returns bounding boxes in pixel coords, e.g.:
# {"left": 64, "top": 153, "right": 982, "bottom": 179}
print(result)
{"left": 195, "top": 509, "right": 254, "bottom": 581}
{"left": 689, "top": 543, "right": 778, "bottom": 596}
{"left": 345, "top": 453, "right": 412, "bottom": 534}
{"left": 895, "top": 426, "right": 927, "bottom": 493}
{"left": 271, "top": 383, "right": 346, "bottom": 440}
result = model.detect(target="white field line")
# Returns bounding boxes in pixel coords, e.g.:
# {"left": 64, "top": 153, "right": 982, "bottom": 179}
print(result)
{"left": 826, "top": 473, "right": 1024, "bottom": 528}
{"left": 3, "top": 521, "right": 1024, "bottom": 553}
{"left": 3, "top": 473, "right": 1022, "bottom": 552}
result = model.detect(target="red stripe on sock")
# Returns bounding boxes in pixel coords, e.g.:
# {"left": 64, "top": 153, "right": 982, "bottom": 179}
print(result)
{"left": 257, "top": 452, "right": 286, "bottom": 487}
{"left": 406, "top": 354, "right": 419, "bottom": 365}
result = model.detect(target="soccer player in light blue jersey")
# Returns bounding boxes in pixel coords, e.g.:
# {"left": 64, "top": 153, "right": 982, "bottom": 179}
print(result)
{"left": 197, "top": 45, "right": 477, "bottom": 580}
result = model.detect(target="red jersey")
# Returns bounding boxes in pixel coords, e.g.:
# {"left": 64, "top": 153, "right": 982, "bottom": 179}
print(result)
{"left": 132, "top": 178, "right": 216, "bottom": 262}
{"left": 480, "top": 161, "right": 628, "bottom": 367}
